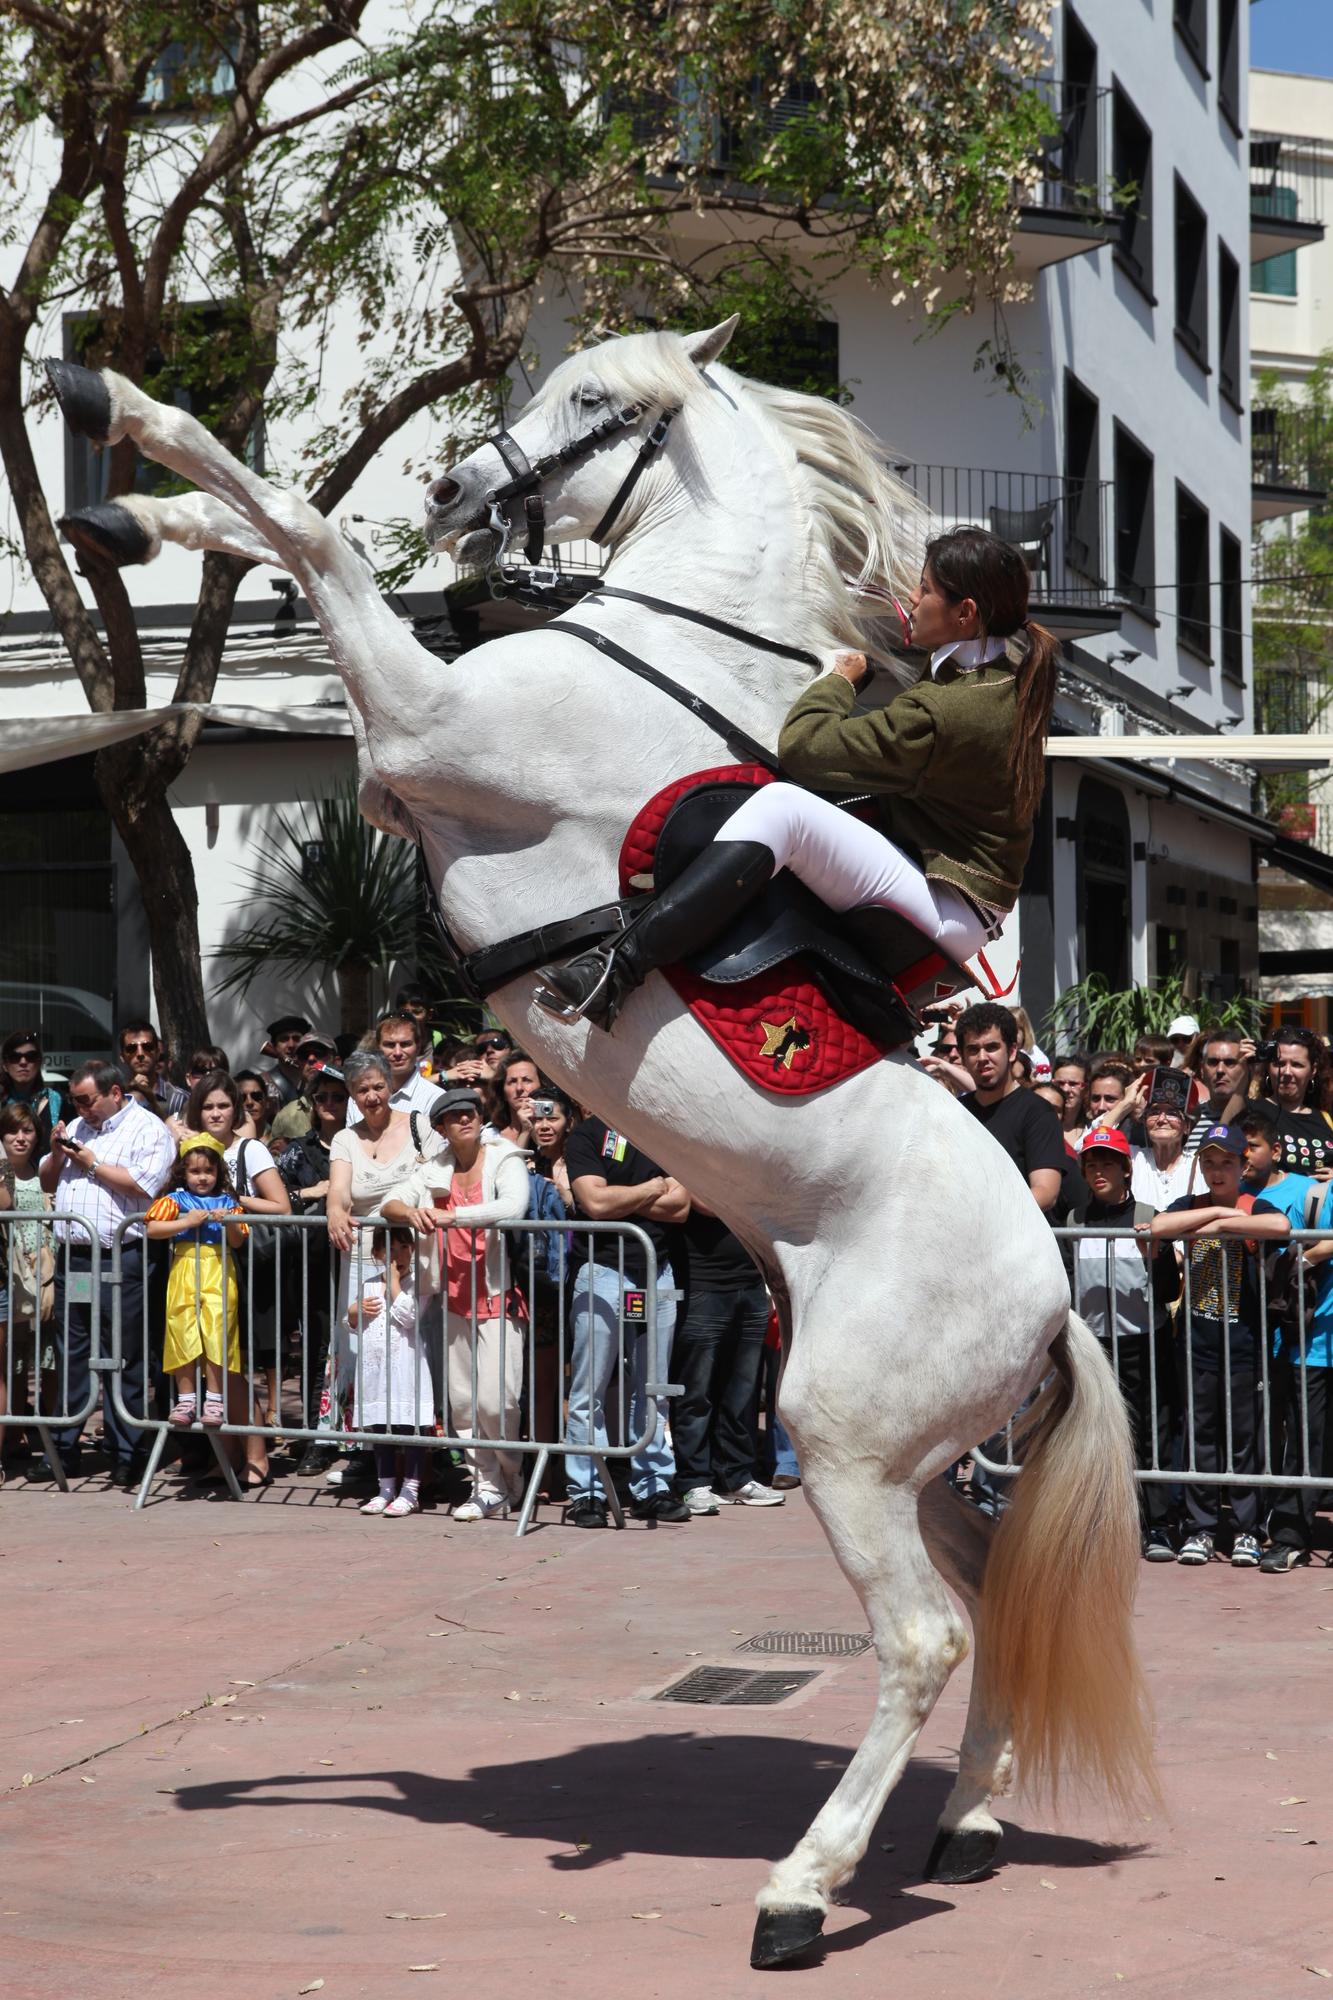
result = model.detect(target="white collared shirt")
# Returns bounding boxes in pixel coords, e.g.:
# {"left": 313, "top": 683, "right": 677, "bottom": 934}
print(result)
{"left": 930, "top": 635, "right": 1008, "bottom": 678}
{"left": 53, "top": 1098, "right": 176, "bottom": 1246}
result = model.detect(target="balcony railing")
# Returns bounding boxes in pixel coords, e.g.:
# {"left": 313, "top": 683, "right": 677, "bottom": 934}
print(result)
{"left": 1250, "top": 133, "right": 1326, "bottom": 267}
{"left": 894, "top": 464, "right": 1117, "bottom": 626}
{"left": 1251, "top": 403, "right": 1329, "bottom": 519}
{"left": 1020, "top": 77, "right": 1115, "bottom": 226}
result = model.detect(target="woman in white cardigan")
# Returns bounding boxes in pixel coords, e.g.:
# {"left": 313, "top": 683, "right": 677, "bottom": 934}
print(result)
{"left": 384, "top": 1087, "right": 531, "bottom": 1520}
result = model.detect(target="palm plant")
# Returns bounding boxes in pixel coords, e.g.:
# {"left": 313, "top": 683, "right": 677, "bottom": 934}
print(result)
{"left": 214, "top": 783, "right": 476, "bottom": 1037}
{"left": 1044, "top": 973, "right": 1263, "bottom": 1055}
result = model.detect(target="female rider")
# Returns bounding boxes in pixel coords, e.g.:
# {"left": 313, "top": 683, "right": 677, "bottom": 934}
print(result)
{"left": 537, "top": 526, "right": 1059, "bottom": 1029}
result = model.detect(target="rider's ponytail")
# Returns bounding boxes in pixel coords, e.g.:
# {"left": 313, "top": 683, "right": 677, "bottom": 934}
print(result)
{"left": 924, "top": 527, "right": 1061, "bottom": 827}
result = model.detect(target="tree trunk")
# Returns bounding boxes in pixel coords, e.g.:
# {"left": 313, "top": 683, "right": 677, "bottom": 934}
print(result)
{"left": 337, "top": 961, "right": 373, "bottom": 1039}
{"left": 101, "top": 775, "right": 212, "bottom": 1057}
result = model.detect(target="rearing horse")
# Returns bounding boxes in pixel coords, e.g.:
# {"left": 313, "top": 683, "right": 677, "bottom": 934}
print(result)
{"left": 48, "top": 319, "right": 1155, "bottom": 1970}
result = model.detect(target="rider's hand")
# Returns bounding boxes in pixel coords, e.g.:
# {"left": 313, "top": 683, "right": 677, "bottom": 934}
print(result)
{"left": 832, "top": 651, "right": 869, "bottom": 687}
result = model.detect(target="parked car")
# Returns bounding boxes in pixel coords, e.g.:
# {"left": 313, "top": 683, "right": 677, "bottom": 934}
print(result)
{"left": 0, "top": 983, "right": 114, "bottom": 1074}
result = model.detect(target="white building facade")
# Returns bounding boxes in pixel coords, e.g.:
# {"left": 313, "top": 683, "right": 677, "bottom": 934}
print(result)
{"left": 1, "top": 0, "right": 1295, "bottom": 1062}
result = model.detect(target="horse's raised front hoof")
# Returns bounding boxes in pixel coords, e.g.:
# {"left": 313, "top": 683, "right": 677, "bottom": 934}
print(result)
{"left": 923, "top": 1823, "right": 1002, "bottom": 1885}
{"left": 58, "top": 502, "right": 151, "bottom": 568}
{"left": 45, "top": 358, "right": 112, "bottom": 442}
{"left": 750, "top": 1906, "right": 826, "bottom": 1969}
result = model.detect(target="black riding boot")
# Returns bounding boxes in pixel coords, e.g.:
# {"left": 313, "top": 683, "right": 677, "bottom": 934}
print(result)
{"left": 536, "top": 841, "right": 775, "bottom": 1030}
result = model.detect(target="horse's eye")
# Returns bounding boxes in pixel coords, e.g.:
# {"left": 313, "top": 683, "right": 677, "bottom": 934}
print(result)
{"left": 576, "top": 384, "right": 606, "bottom": 409}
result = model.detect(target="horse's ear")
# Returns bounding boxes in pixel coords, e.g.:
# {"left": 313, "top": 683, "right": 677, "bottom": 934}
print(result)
{"left": 681, "top": 316, "right": 740, "bottom": 370}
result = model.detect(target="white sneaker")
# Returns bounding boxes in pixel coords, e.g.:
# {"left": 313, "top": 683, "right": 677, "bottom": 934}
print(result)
{"left": 451, "top": 1492, "right": 510, "bottom": 1523}
{"left": 719, "top": 1479, "right": 785, "bottom": 1507}
{"left": 359, "top": 1493, "right": 391, "bottom": 1515}
{"left": 682, "top": 1486, "right": 721, "bottom": 1515}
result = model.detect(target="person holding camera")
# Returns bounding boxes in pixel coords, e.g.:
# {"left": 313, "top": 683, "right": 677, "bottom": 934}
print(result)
{"left": 1259, "top": 1028, "right": 1333, "bottom": 1182}
{"left": 39, "top": 1062, "right": 175, "bottom": 1484}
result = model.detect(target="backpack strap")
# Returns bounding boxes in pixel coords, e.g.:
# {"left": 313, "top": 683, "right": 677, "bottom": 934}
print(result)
{"left": 410, "top": 1110, "right": 426, "bottom": 1160}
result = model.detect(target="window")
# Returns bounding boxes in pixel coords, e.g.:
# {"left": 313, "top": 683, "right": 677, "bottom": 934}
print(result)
{"left": 1218, "top": 242, "right": 1241, "bottom": 406}
{"left": 1218, "top": 0, "right": 1241, "bottom": 129}
{"left": 1176, "top": 483, "right": 1211, "bottom": 660}
{"left": 1114, "top": 422, "right": 1155, "bottom": 607}
{"left": 1253, "top": 185, "right": 1299, "bottom": 296}
{"left": 1063, "top": 371, "right": 1101, "bottom": 580}
{"left": 1219, "top": 527, "right": 1243, "bottom": 683}
{"left": 1112, "top": 82, "right": 1153, "bottom": 296}
{"left": 1174, "top": 176, "right": 1208, "bottom": 365}
{"left": 725, "top": 315, "right": 840, "bottom": 398}
{"left": 1062, "top": 8, "right": 1099, "bottom": 202}
{"left": 137, "top": 37, "right": 237, "bottom": 110}
{"left": 1174, "top": 0, "right": 1208, "bottom": 74}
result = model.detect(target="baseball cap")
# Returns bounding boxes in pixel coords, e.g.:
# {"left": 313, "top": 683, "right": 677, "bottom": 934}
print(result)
{"left": 1198, "top": 1122, "right": 1245, "bottom": 1158}
{"left": 296, "top": 1032, "right": 337, "bottom": 1059}
{"left": 1079, "top": 1126, "right": 1131, "bottom": 1161}
{"left": 432, "top": 1087, "right": 483, "bottom": 1123}
{"left": 1167, "top": 1014, "right": 1200, "bottom": 1041}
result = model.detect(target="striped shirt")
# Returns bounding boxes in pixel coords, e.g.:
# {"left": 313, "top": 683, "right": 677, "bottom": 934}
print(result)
{"left": 53, "top": 1099, "right": 176, "bottom": 1247}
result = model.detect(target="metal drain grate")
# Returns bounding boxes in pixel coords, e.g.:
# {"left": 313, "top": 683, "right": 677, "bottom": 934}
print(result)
{"left": 654, "top": 1666, "right": 819, "bottom": 1706}
{"left": 736, "top": 1631, "right": 873, "bottom": 1658}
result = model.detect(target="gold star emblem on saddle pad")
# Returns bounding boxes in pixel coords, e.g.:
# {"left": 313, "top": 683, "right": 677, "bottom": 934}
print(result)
{"left": 758, "top": 1014, "right": 811, "bottom": 1069}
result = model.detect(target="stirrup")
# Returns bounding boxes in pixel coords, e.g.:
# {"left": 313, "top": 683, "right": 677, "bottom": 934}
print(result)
{"left": 535, "top": 946, "right": 621, "bottom": 1027}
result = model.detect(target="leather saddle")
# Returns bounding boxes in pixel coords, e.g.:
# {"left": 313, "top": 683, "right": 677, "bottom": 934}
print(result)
{"left": 649, "top": 780, "right": 965, "bottom": 1048}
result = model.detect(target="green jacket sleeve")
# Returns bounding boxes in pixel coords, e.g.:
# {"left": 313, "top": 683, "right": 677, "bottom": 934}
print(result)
{"left": 778, "top": 673, "right": 937, "bottom": 797}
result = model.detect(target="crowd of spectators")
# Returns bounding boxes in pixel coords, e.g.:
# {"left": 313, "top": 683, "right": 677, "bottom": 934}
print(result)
{"left": 1, "top": 993, "right": 1330, "bottom": 1568}
{"left": 0, "top": 992, "right": 791, "bottom": 1526}
{"left": 920, "top": 1002, "right": 1333, "bottom": 1571}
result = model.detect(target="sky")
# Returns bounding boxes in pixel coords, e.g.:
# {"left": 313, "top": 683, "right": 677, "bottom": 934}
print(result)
{"left": 1249, "top": 0, "right": 1333, "bottom": 75}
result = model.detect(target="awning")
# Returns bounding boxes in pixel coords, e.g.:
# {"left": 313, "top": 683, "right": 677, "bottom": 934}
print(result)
{"left": 0, "top": 702, "right": 352, "bottom": 776}
{"left": 1268, "top": 835, "right": 1333, "bottom": 898}
{"left": 1045, "top": 732, "right": 1329, "bottom": 766}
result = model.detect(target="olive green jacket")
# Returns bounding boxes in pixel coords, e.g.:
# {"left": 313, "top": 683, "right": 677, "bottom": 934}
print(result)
{"left": 776, "top": 660, "right": 1030, "bottom": 912}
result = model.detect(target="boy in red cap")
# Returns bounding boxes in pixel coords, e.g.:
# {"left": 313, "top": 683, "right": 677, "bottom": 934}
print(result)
{"left": 1072, "top": 1126, "right": 1180, "bottom": 1559}
{"left": 1147, "top": 1125, "right": 1294, "bottom": 1567}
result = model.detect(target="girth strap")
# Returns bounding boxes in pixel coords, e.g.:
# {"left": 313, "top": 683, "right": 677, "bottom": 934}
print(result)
{"left": 557, "top": 622, "right": 780, "bottom": 773}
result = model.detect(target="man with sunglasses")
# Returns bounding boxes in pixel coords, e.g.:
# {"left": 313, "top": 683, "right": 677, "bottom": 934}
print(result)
{"left": 271, "top": 1033, "right": 342, "bottom": 1143}
{"left": 118, "top": 1020, "right": 187, "bottom": 1119}
{"left": 38, "top": 1062, "right": 174, "bottom": 1484}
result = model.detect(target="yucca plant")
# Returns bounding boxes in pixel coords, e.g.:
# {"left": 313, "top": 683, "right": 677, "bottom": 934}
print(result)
{"left": 214, "top": 783, "right": 475, "bottom": 1037}
{"left": 1044, "top": 973, "right": 1263, "bottom": 1055}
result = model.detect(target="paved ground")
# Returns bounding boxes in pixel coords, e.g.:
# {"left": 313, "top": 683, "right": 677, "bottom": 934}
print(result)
{"left": 3, "top": 1457, "right": 1333, "bottom": 2000}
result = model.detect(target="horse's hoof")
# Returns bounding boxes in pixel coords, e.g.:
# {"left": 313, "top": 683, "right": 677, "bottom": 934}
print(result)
{"left": 750, "top": 1906, "right": 826, "bottom": 1969}
{"left": 45, "top": 358, "right": 112, "bottom": 441}
{"left": 58, "top": 502, "right": 150, "bottom": 567}
{"left": 923, "top": 1823, "right": 1002, "bottom": 1884}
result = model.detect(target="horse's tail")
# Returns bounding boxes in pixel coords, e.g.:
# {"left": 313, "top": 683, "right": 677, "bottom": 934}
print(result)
{"left": 976, "top": 1310, "right": 1159, "bottom": 1813}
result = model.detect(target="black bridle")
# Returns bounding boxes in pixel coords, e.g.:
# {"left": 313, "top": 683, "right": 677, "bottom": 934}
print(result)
{"left": 477, "top": 404, "right": 678, "bottom": 563}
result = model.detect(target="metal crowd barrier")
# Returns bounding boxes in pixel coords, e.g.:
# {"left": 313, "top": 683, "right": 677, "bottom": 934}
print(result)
{"left": 971, "top": 1224, "right": 1333, "bottom": 1500}
{"left": 0, "top": 1210, "right": 100, "bottom": 1489}
{"left": 103, "top": 1212, "right": 678, "bottom": 1534}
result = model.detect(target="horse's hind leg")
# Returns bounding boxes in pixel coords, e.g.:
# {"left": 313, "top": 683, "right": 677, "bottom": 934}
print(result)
{"left": 918, "top": 1478, "right": 1012, "bottom": 1884}
{"left": 751, "top": 1469, "right": 968, "bottom": 1969}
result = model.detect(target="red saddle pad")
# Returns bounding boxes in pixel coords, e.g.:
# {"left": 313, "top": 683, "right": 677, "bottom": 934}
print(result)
{"left": 619, "top": 767, "right": 943, "bottom": 1098}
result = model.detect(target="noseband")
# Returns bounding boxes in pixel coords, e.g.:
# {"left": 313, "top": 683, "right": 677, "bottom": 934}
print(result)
{"left": 472, "top": 404, "right": 677, "bottom": 563}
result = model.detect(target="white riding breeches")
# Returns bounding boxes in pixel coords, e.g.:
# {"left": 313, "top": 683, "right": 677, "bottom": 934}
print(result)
{"left": 717, "top": 782, "right": 994, "bottom": 963}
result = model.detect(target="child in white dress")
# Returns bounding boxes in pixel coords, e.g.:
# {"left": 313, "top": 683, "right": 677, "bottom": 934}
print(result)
{"left": 346, "top": 1226, "right": 435, "bottom": 1516}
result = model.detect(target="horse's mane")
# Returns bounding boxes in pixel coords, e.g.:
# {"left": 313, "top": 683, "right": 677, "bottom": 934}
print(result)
{"left": 542, "top": 328, "right": 927, "bottom": 660}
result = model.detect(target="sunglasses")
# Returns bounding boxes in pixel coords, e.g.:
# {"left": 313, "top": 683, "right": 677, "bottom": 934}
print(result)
{"left": 70, "top": 1093, "right": 98, "bottom": 1110}
{"left": 239, "top": 1089, "right": 267, "bottom": 1103}
{"left": 8, "top": 1048, "right": 39, "bottom": 1063}
{"left": 473, "top": 1037, "right": 508, "bottom": 1053}
{"left": 313, "top": 1092, "right": 346, "bottom": 1106}
{"left": 122, "top": 1039, "right": 157, "bottom": 1055}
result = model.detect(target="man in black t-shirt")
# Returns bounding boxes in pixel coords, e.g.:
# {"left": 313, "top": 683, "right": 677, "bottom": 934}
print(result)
{"left": 956, "top": 1005, "right": 1067, "bottom": 1210}
{"left": 671, "top": 1208, "right": 779, "bottom": 1513}
{"left": 563, "top": 1117, "right": 691, "bottom": 1528}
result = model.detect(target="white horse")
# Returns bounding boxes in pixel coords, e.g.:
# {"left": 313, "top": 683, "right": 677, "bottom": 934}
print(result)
{"left": 48, "top": 321, "right": 1154, "bottom": 1969}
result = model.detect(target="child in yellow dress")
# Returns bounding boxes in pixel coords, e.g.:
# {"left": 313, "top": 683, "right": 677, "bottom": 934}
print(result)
{"left": 146, "top": 1134, "right": 249, "bottom": 1429}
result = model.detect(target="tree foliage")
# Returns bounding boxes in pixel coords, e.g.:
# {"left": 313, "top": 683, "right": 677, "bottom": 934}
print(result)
{"left": 1252, "top": 350, "right": 1333, "bottom": 821}
{"left": 1044, "top": 973, "right": 1262, "bottom": 1055}
{"left": 0, "top": 0, "right": 1057, "bottom": 1047}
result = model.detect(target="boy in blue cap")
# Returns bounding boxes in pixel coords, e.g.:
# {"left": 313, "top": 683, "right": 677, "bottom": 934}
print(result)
{"left": 1145, "top": 1124, "right": 1294, "bottom": 1567}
